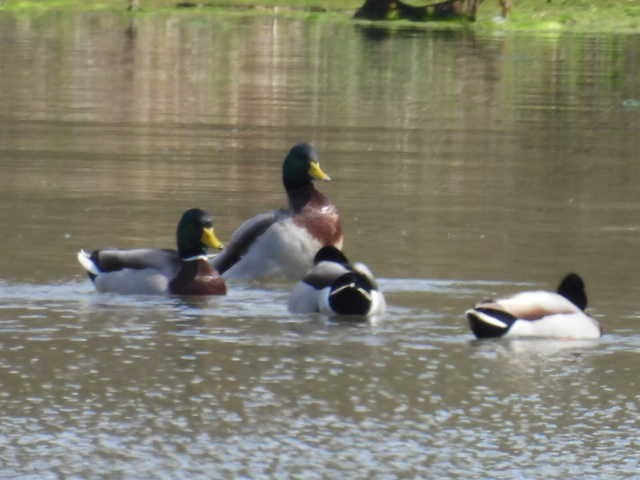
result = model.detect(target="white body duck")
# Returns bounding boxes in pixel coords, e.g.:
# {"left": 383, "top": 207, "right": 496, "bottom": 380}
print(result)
{"left": 212, "top": 143, "right": 342, "bottom": 282}
{"left": 77, "top": 208, "right": 226, "bottom": 295}
{"left": 465, "top": 273, "right": 601, "bottom": 339}
{"left": 289, "top": 246, "right": 386, "bottom": 318}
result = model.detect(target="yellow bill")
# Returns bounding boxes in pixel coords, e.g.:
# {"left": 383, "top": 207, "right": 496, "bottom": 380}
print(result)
{"left": 308, "top": 161, "right": 331, "bottom": 181}
{"left": 201, "top": 227, "right": 224, "bottom": 250}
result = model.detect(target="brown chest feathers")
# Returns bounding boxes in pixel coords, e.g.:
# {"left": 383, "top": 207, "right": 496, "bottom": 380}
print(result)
{"left": 292, "top": 188, "right": 342, "bottom": 246}
{"left": 169, "top": 259, "right": 226, "bottom": 295}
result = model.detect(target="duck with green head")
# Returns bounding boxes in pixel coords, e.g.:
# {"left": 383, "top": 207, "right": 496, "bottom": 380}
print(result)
{"left": 77, "top": 208, "right": 226, "bottom": 295}
{"left": 213, "top": 143, "right": 343, "bottom": 281}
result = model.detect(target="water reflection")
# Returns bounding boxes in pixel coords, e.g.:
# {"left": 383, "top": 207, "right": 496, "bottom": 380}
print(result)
{"left": 1, "top": 10, "right": 640, "bottom": 479}
{"left": 471, "top": 336, "right": 601, "bottom": 358}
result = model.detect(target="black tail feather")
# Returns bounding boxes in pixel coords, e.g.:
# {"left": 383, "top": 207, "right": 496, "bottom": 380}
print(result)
{"left": 467, "top": 308, "right": 516, "bottom": 339}
{"left": 328, "top": 272, "right": 373, "bottom": 316}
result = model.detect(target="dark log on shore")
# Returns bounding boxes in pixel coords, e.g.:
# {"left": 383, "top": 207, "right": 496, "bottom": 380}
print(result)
{"left": 354, "top": 0, "right": 483, "bottom": 22}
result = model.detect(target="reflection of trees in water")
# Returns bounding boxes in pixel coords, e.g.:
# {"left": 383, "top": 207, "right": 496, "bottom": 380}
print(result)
{"left": 1, "top": 12, "right": 638, "bottom": 220}
{"left": 2, "top": 12, "right": 636, "bottom": 160}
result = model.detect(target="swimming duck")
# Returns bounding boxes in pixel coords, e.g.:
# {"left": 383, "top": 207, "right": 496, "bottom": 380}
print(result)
{"left": 212, "top": 143, "right": 343, "bottom": 281}
{"left": 288, "top": 246, "right": 386, "bottom": 318}
{"left": 77, "top": 208, "right": 226, "bottom": 295}
{"left": 465, "top": 273, "right": 601, "bottom": 339}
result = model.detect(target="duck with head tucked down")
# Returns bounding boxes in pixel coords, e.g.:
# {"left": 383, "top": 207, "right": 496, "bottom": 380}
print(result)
{"left": 212, "top": 143, "right": 343, "bottom": 282}
{"left": 288, "top": 246, "right": 385, "bottom": 318}
{"left": 77, "top": 208, "right": 226, "bottom": 295}
{"left": 465, "top": 273, "right": 601, "bottom": 339}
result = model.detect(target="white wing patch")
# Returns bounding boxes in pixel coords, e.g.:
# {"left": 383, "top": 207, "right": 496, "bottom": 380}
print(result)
{"left": 77, "top": 250, "right": 100, "bottom": 276}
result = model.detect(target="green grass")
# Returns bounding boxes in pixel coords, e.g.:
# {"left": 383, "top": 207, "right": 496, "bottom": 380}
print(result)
{"left": 1, "top": 0, "right": 639, "bottom": 33}
{"left": 486, "top": 0, "right": 640, "bottom": 33}
{"left": 0, "top": 0, "right": 360, "bottom": 11}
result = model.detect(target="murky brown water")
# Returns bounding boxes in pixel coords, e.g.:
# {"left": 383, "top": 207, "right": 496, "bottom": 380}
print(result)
{"left": 1, "top": 10, "right": 640, "bottom": 478}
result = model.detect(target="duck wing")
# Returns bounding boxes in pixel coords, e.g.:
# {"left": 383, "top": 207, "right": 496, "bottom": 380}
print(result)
{"left": 475, "top": 291, "right": 579, "bottom": 321}
{"left": 302, "top": 261, "right": 350, "bottom": 289}
{"left": 212, "top": 210, "right": 281, "bottom": 274}
{"left": 352, "top": 262, "right": 379, "bottom": 289}
{"left": 288, "top": 261, "right": 349, "bottom": 313}
{"left": 501, "top": 291, "right": 580, "bottom": 319}
{"left": 91, "top": 248, "right": 180, "bottom": 277}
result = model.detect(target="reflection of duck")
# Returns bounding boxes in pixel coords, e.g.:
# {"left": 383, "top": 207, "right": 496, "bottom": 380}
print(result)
{"left": 77, "top": 208, "right": 226, "bottom": 295}
{"left": 473, "top": 338, "right": 601, "bottom": 357}
{"left": 289, "top": 246, "right": 385, "bottom": 317}
{"left": 466, "top": 273, "right": 601, "bottom": 339}
{"left": 213, "top": 143, "right": 343, "bottom": 281}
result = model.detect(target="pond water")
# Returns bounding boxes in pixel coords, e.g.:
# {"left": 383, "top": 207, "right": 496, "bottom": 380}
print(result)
{"left": 1, "top": 10, "right": 640, "bottom": 478}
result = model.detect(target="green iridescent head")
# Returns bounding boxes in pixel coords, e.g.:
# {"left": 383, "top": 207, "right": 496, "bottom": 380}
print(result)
{"left": 282, "top": 143, "right": 331, "bottom": 190}
{"left": 176, "top": 208, "right": 223, "bottom": 258}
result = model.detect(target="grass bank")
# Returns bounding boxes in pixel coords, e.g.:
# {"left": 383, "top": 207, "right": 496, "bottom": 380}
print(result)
{"left": 492, "top": 0, "right": 640, "bottom": 33}
{"left": 1, "top": 0, "right": 639, "bottom": 33}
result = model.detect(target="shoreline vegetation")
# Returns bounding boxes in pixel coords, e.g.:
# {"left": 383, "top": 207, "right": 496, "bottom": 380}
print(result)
{"left": 1, "top": 0, "right": 639, "bottom": 33}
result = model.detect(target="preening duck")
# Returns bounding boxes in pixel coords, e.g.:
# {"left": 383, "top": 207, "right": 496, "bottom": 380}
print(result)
{"left": 288, "top": 246, "right": 386, "bottom": 318}
{"left": 465, "top": 273, "right": 601, "bottom": 339}
{"left": 212, "top": 143, "right": 343, "bottom": 282}
{"left": 77, "top": 208, "right": 226, "bottom": 295}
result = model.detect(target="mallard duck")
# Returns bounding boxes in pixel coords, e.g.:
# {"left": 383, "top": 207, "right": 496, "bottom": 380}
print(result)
{"left": 465, "top": 273, "right": 601, "bottom": 339}
{"left": 212, "top": 143, "right": 343, "bottom": 281}
{"left": 288, "top": 246, "right": 386, "bottom": 318}
{"left": 77, "top": 208, "right": 226, "bottom": 295}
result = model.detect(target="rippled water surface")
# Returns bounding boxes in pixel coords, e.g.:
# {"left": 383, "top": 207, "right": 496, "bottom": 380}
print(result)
{"left": 1, "top": 10, "right": 640, "bottom": 479}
